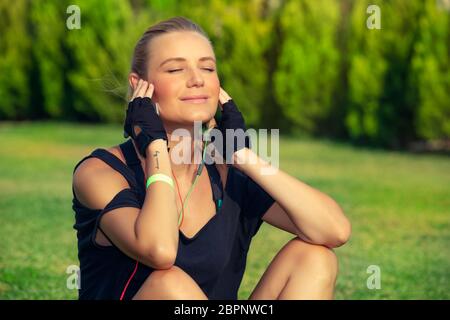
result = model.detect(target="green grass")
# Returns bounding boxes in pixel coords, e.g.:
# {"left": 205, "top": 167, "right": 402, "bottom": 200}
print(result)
{"left": 0, "top": 121, "right": 448, "bottom": 299}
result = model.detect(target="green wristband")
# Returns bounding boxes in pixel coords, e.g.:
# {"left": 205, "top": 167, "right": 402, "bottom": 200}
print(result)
{"left": 146, "top": 173, "right": 174, "bottom": 189}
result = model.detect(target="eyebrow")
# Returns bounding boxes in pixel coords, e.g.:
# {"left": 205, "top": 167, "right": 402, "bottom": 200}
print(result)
{"left": 159, "top": 56, "right": 216, "bottom": 67}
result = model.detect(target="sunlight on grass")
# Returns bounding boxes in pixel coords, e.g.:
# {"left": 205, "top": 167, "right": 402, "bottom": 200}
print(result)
{"left": 0, "top": 122, "right": 448, "bottom": 299}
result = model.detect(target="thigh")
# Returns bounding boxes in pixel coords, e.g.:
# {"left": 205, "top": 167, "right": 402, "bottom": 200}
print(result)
{"left": 248, "top": 237, "right": 304, "bottom": 300}
{"left": 132, "top": 265, "right": 208, "bottom": 300}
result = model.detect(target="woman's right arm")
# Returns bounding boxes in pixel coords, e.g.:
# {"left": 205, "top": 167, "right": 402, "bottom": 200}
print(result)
{"left": 73, "top": 140, "right": 179, "bottom": 270}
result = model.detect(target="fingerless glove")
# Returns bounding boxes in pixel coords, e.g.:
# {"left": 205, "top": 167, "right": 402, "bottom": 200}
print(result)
{"left": 123, "top": 97, "right": 168, "bottom": 158}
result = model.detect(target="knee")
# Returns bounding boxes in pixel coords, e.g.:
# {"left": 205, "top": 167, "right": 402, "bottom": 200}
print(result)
{"left": 288, "top": 237, "right": 339, "bottom": 285}
{"left": 133, "top": 265, "right": 208, "bottom": 300}
{"left": 150, "top": 266, "right": 194, "bottom": 294}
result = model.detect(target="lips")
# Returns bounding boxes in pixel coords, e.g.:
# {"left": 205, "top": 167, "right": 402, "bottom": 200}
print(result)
{"left": 180, "top": 95, "right": 209, "bottom": 104}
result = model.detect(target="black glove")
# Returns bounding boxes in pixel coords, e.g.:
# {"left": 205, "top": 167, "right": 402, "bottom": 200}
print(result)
{"left": 215, "top": 99, "right": 251, "bottom": 163}
{"left": 123, "top": 97, "right": 168, "bottom": 158}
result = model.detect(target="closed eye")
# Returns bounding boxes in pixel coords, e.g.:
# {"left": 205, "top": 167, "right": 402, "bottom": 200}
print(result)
{"left": 167, "top": 68, "right": 215, "bottom": 73}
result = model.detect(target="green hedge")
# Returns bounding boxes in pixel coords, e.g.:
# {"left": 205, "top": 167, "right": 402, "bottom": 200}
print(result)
{"left": 0, "top": 0, "right": 448, "bottom": 147}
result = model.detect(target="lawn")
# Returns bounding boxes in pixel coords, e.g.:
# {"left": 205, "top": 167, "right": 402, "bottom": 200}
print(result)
{"left": 0, "top": 121, "right": 448, "bottom": 299}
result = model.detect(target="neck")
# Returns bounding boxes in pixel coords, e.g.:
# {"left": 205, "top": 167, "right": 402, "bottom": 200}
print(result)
{"left": 168, "top": 135, "right": 204, "bottom": 182}
{"left": 165, "top": 121, "right": 208, "bottom": 182}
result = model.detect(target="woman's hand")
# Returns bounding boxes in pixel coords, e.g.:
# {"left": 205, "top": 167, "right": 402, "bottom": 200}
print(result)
{"left": 123, "top": 79, "right": 168, "bottom": 158}
{"left": 218, "top": 87, "right": 232, "bottom": 108}
{"left": 215, "top": 87, "right": 251, "bottom": 163}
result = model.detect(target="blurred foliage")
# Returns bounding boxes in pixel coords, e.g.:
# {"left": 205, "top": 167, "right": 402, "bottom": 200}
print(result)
{"left": 275, "top": 0, "right": 341, "bottom": 134}
{"left": 0, "top": 0, "right": 448, "bottom": 148}
{"left": 410, "top": 0, "right": 450, "bottom": 141}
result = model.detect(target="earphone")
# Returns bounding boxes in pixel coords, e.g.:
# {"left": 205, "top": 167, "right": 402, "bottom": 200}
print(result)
{"left": 173, "top": 123, "right": 212, "bottom": 227}
{"left": 196, "top": 123, "right": 211, "bottom": 175}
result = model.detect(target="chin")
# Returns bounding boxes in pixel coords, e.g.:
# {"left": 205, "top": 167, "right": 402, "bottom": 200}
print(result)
{"left": 181, "top": 107, "right": 215, "bottom": 120}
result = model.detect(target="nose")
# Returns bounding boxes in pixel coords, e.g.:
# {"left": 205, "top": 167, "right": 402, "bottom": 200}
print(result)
{"left": 186, "top": 68, "right": 204, "bottom": 87}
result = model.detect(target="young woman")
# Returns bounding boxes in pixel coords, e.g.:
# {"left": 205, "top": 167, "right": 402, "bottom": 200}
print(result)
{"left": 72, "top": 16, "right": 351, "bottom": 300}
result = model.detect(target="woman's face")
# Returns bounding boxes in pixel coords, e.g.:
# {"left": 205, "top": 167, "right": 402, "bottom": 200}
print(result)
{"left": 131, "top": 31, "right": 220, "bottom": 128}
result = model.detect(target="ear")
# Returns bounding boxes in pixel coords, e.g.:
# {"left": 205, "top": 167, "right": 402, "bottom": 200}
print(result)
{"left": 128, "top": 73, "right": 140, "bottom": 91}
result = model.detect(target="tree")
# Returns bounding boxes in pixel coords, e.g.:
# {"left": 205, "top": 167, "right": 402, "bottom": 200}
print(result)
{"left": 274, "top": 0, "right": 341, "bottom": 135}
{"left": 409, "top": 0, "right": 450, "bottom": 140}
{"left": 346, "top": 0, "right": 424, "bottom": 147}
{"left": 0, "top": 1, "right": 32, "bottom": 119}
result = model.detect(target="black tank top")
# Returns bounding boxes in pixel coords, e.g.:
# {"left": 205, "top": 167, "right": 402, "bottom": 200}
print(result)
{"left": 72, "top": 139, "right": 275, "bottom": 300}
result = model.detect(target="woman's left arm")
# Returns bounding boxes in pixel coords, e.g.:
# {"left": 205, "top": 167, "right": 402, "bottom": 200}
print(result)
{"left": 218, "top": 87, "right": 351, "bottom": 249}
{"left": 232, "top": 147, "right": 352, "bottom": 249}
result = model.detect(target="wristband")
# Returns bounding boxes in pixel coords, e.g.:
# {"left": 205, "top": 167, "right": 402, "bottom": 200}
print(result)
{"left": 146, "top": 173, "right": 174, "bottom": 189}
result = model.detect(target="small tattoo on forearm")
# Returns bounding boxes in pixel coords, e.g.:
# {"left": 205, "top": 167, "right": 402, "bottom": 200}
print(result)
{"left": 153, "top": 151, "right": 160, "bottom": 169}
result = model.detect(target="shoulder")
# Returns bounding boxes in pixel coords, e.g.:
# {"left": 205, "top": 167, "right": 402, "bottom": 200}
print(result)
{"left": 73, "top": 146, "right": 129, "bottom": 210}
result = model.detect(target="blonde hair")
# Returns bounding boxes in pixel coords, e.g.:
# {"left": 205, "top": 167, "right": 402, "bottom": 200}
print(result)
{"left": 128, "top": 16, "right": 211, "bottom": 101}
